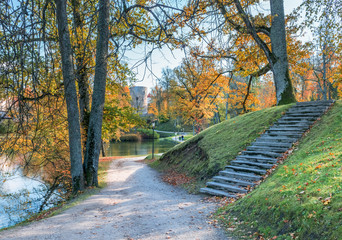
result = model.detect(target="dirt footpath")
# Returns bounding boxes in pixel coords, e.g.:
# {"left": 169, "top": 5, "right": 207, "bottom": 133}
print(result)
{"left": 0, "top": 156, "right": 232, "bottom": 240}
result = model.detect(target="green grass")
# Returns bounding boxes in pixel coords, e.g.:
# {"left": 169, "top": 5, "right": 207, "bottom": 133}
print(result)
{"left": 153, "top": 104, "right": 292, "bottom": 183}
{"left": 217, "top": 100, "right": 342, "bottom": 240}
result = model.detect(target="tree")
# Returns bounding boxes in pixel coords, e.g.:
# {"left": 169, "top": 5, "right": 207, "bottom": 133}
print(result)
{"left": 83, "top": 0, "right": 110, "bottom": 187}
{"left": 55, "top": 0, "right": 84, "bottom": 192}
{"left": 172, "top": 0, "right": 297, "bottom": 105}
{"left": 102, "top": 86, "right": 142, "bottom": 142}
{"left": 300, "top": 0, "right": 342, "bottom": 100}
{"left": 269, "top": 0, "right": 296, "bottom": 104}
{"left": 0, "top": 0, "right": 183, "bottom": 192}
{"left": 171, "top": 54, "right": 230, "bottom": 129}
{"left": 53, "top": 0, "right": 182, "bottom": 188}
{"left": 213, "top": 0, "right": 296, "bottom": 105}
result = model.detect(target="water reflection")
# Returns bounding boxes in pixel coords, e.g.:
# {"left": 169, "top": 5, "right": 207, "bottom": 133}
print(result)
{"left": 0, "top": 162, "right": 59, "bottom": 229}
{"left": 106, "top": 139, "right": 177, "bottom": 157}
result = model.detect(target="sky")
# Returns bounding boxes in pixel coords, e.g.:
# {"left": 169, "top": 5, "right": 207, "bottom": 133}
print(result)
{"left": 127, "top": 0, "right": 304, "bottom": 92}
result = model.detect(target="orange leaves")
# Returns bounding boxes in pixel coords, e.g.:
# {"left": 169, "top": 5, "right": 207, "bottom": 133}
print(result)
{"left": 170, "top": 55, "right": 229, "bottom": 126}
{"left": 315, "top": 164, "right": 322, "bottom": 169}
{"left": 321, "top": 196, "right": 331, "bottom": 205}
{"left": 161, "top": 170, "right": 195, "bottom": 186}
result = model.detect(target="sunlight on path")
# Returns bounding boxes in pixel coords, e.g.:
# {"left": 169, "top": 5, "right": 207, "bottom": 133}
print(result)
{"left": 0, "top": 156, "right": 231, "bottom": 240}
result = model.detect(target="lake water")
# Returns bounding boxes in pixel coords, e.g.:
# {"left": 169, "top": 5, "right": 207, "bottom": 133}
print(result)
{"left": 0, "top": 167, "right": 58, "bottom": 229}
{"left": 106, "top": 139, "right": 178, "bottom": 157}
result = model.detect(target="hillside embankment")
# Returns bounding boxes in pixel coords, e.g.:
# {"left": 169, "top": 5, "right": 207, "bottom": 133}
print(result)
{"left": 156, "top": 101, "right": 342, "bottom": 239}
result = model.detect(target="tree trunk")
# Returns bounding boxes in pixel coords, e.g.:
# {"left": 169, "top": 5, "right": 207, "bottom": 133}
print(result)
{"left": 55, "top": 0, "right": 84, "bottom": 192}
{"left": 84, "top": 0, "right": 109, "bottom": 187}
{"left": 270, "top": 0, "right": 296, "bottom": 105}
{"left": 322, "top": 42, "right": 328, "bottom": 100}
{"left": 225, "top": 93, "right": 229, "bottom": 120}
{"left": 71, "top": 0, "right": 91, "bottom": 153}
{"left": 101, "top": 139, "right": 106, "bottom": 157}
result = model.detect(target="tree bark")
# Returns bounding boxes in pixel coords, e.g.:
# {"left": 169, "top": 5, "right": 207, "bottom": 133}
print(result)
{"left": 270, "top": 0, "right": 296, "bottom": 105}
{"left": 71, "top": 0, "right": 91, "bottom": 153}
{"left": 101, "top": 138, "right": 106, "bottom": 157}
{"left": 55, "top": 0, "right": 84, "bottom": 192}
{"left": 84, "top": 0, "right": 110, "bottom": 187}
{"left": 322, "top": 42, "right": 328, "bottom": 100}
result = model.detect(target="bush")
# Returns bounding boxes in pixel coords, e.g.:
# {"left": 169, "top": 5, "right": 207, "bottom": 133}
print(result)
{"left": 157, "top": 132, "right": 175, "bottom": 138}
{"left": 118, "top": 134, "right": 141, "bottom": 142}
{"left": 159, "top": 114, "right": 170, "bottom": 123}
{"left": 137, "top": 129, "right": 159, "bottom": 139}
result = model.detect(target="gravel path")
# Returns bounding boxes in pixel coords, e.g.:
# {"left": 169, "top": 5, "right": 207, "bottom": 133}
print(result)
{"left": 0, "top": 156, "right": 231, "bottom": 240}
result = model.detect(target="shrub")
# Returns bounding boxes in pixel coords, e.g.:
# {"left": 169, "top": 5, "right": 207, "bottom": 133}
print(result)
{"left": 158, "top": 132, "right": 174, "bottom": 138}
{"left": 137, "top": 129, "right": 159, "bottom": 139}
{"left": 118, "top": 134, "right": 141, "bottom": 142}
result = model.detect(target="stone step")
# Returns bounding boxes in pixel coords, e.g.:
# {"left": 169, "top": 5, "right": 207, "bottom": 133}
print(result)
{"left": 263, "top": 132, "right": 303, "bottom": 138}
{"left": 288, "top": 105, "right": 330, "bottom": 109}
{"left": 252, "top": 141, "right": 293, "bottom": 148}
{"left": 231, "top": 160, "right": 274, "bottom": 169}
{"left": 200, "top": 187, "right": 237, "bottom": 198}
{"left": 247, "top": 145, "right": 288, "bottom": 153}
{"left": 267, "top": 127, "right": 307, "bottom": 132}
{"left": 256, "top": 136, "right": 298, "bottom": 143}
{"left": 280, "top": 116, "right": 317, "bottom": 121}
{"left": 295, "top": 100, "right": 334, "bottom": 106}
{"left": 207, "top": 181, "right": 248, "bottom": 193}
{"left": 287, "top": 107, "right": 328, "bottom": 113}
{"left": 258, "top": 137, "right": 300, "bottom": 143}
{"left": 266, "top": 130, "right": 303, "bottom": 135}
{"left": 236, "top": 155, "right": 277, "bottom": 164}
{"left": 213, "top": 176, "right": 255, "bottom": 187}
{"left": 285, "top": 113, "right": 322, "bottom": 118}
{"left": 242, "top": 150, "right": 282, "bottom": 158}
{"left": 276, "top": 120, "right": 313, "bottom": 125}
{"left": 288, "top": 108, "right": 325, "bottom": 113}
{"left": 272, "top": 123, "right": 311, "bottom": 129}
{"left": 226, "top": 165, "right": 267, "bottom": 175}
{"left": 219, "top": 170, "right": 262, "bottom": 181}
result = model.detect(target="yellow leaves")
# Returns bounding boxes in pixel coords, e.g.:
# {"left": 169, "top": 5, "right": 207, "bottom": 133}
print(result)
{"left": 307, "top": 212, "right": 315, "bottom": 219}
{"left": 321, "top": 196, "right": 331, "bottom": 205}
{"left": 136, "top": 0, "right": 147, "bottom": 5}
{"left": 168, "top": 56, "right": 229, "bottom": 125}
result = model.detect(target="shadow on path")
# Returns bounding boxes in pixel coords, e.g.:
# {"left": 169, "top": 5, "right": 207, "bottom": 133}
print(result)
{"left": 0, "top": 156, "right": 231, "bottom": 240}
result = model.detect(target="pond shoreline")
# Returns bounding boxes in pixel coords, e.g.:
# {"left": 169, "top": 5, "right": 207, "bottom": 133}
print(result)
{"left": 106, "top": 138, "right": 178, "bottom": 157}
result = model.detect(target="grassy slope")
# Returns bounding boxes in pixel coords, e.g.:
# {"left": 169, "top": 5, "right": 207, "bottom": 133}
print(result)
{"left": 217, "top": 101, "right": 342, "bottom": 240}
{"left": 153, "top": 104, "right": 292, "bottom": 182}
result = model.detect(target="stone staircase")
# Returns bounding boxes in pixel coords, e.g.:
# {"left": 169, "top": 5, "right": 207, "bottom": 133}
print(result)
{"left": 200, "top": 100, "right": 335, "bottom": 198}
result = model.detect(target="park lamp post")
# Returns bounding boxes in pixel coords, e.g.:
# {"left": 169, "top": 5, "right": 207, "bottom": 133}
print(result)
{"left": 152, "top": 121, "right": 155, "bottom": 159}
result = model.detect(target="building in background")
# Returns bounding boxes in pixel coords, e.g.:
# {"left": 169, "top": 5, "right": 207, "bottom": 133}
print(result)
{"left": 129, "top": 86, "right": 148, "bottom": 116}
